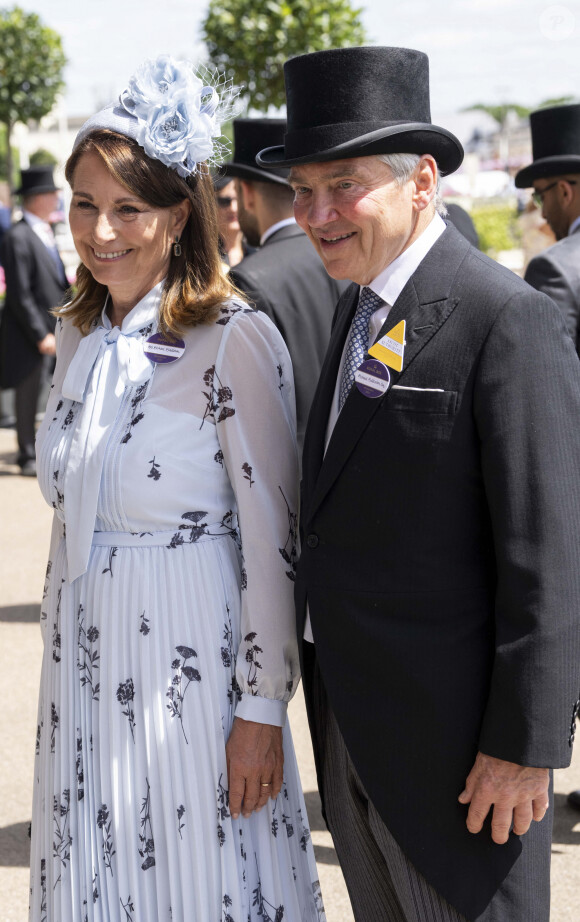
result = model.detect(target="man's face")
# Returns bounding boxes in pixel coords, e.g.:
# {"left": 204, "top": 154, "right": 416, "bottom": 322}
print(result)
{"left": 533, "top": 177, "right": 570, "bottom": 241}
{"left": 26, "top": 191, "right": 59, "bottom": 222}
{"left": 235, "top": 179, "right": 261, "bottom": 247}
{"left": 290, "top": 156, "right": 418, "bottom": 285}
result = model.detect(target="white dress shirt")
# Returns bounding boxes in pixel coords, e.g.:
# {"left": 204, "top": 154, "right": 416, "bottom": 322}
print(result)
{"left": 304, "top": 212, "right": 447, "bottom": 643}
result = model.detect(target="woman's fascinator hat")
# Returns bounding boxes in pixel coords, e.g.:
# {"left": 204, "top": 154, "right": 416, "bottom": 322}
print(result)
{"left": 73, "top": 55, "right": 243, "bottom": 177}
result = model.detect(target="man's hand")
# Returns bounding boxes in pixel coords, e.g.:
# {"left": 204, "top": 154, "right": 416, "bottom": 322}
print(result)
{"left": 38, "top": 333, "right": 56, "bottom": 355}
{"left": 226, "top": 717, "right": 284, "bottom": 819}
{"left": 458, "top": 751, "right": 549, "bottom": 844}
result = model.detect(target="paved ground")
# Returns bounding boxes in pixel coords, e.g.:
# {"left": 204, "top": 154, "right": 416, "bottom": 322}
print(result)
{"left": 1, "top": 424, "right": 579, "bottom": 922}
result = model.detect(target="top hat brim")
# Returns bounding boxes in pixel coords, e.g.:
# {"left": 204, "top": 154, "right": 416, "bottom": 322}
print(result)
{"left": 256, "top": 123, "right": 464, "bottom": 175}
{"left": 221, "top": 161, "right": 290, "bottom": 186}
{"left": 16, "top": 182, "right": 59, "bottom": 196}
{"left": 515, "top": 155, "right": 580, "bottom": 188}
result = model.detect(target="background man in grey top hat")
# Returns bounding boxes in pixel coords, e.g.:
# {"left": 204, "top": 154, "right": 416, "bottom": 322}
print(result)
{"left": 225, "top": 118, "right": 348, "bottom": 450}
{"left": 257, "top": 46, "right": 580, "bottom": 922}
{"left": 0, "top": 166, "right": 69, "bottom": 475}
{"left": 516, "top": 104, "right": 580, "bottom": 355}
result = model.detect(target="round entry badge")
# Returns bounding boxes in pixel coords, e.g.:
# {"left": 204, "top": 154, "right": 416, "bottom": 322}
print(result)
{"left": 354, "top": 359, "right": 391, "bottom": 399}
{"left": 144, "top": 332, "right": 186, "bottom": 364}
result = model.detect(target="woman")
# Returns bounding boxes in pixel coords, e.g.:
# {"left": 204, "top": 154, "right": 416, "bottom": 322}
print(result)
{"left": 31, "top": 56, "right": 324, "bottom": 922}
{"left": 213, "top": 174, "right": 247, "bottom": 268}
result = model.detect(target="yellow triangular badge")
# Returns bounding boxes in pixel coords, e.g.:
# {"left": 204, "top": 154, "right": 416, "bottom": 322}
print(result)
{"left": 369, "top": 320, "right": 406, "bottom": 372}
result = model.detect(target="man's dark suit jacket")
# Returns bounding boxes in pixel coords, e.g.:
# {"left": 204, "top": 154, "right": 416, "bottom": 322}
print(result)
{"left": 0, "top": 218, "right": 68, "bottom": 389}
{"left": 524, "top": 224, "right": 580, "bottom": 354}
{"left": 229, "top": 223, "right": 348, "bottom": 448}
{"left": 296, "top": 223, "right": 580, "bottom": 920}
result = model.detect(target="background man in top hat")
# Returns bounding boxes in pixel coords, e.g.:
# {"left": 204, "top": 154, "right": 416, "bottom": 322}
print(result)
{"left": 516, "top": 104, "right": 580, "bottom": 354}
{"left": 257, "top": 46, "right": 580, "bottom": 921}
{"left": 0, "top": 166, "right": 69, "bottom": 475}
{"left": 225, "top": 118, "right": 348, "bottom": 449}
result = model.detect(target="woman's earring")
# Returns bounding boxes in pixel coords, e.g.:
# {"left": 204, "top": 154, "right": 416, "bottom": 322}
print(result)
{"left": 173, "top": 236, "right": 182, "bottom": 257}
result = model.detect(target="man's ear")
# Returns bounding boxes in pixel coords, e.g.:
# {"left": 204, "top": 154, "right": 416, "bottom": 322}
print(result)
{"left": 239, "top": 179, "right": 257, "bottom": 213}
{"left": 412, "top": 155, "right": 438, "bottom": 212}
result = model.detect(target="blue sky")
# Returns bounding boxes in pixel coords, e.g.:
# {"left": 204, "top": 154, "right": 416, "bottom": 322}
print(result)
{"left": 21, "top": 0, "right": 580, "bottom": 121}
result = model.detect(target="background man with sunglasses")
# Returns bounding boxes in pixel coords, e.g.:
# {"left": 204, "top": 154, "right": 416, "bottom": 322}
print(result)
{"left": 516, "top": 104, "right": 580, "bottom": 355}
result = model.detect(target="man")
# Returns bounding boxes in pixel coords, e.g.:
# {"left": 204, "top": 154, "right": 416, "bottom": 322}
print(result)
{"left": 225, "top": 119, "right": 348, "bottom": 449}
{"left": 257, "top": 47, "right": 580, "bottom": 922}
{"left": 515, "top": 104, "right": 580, "bottom": 353}
{"left": 0, "top": 166, "right": 69, "bottom": 475}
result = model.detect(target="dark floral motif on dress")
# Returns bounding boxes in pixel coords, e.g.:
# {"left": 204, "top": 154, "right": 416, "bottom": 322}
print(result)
{"left": 51, "top": 469, "right": 64, "bottom": 514}
{"left": 222, "top": 607, "right": 242, "bottom": 706}
{"left": 42, "top": 559, "right": 52, "bottom": 600}
{"left": 76, "top": 731, "right": 84, "bottom": 802}
{"left": 222, "top": 894, "right": 235, "bottom": 922}
{"left": 166, "top": 646, "right": 201, "bottom": 743}
{"left": 214, "top": 449, "right": 224, "bottom": 467}
{"left": 120, "top": 382, "right": 150, "bottom": 444}
{"left": 252, "top": 860, "right": 285, "bottom": 922}
{"left": 52, "top": 398, "right": 63, "bottom": 422}
{"left": 167, "top": 509, "right": 239, "bottom": 549}
{"left": 148, "top": 456, "right": 161, "bottom": 481}
{"left": 52, "top": 583, "right": 63, "bottom": 662}
{"left": 176, "top": 804, "right": 186, "bottom": 839}
{"left": 120, "top": 895, "right": 135, "bottom": 922}
{"left": 53, "top": 789, "right": 72, "bottom": 871}
{"left": 78, "top": 607, "right": 100, "bottom": 700}
{"left": 215, "top": 303, "right": 255, "bottom": 326}
{"left": 138, "top": 779, "right": 156, "bottom": 870}
{"left": 139, "top": 611, "right": 150, "bottom": 636}
{"left": 35, "top": 722, "right": 42, "bottom": 756}
{"left": 217, "top": 772, "right": 230, "bottom": 847}
{"left": 62, "top": 407, "right": 76, "bottom": 429}
{"left": 278, "top": 486, "right": 298, "bottom": 582}
{"left": 243, "top": 633, "right": 262, "bottom": 695}
{"left": 242, "top": 462, "right": 254, "bottom": 487}
{"left": 92, "top": 870, "right": 99, "bottom": 904}
{"left": 569, "top": 694, "right": 580, "bottom": 747}
{"left": 102, "top": 546, "right": 117, "bottom": 577}
{"left": 297, "top": 806, "right": 311, "bottom": 852}
{"left": 97, "top": 804, "right": 115, "bottom": 875}
{"left": 313, "top": 880, "right": 325, "bottom": 919}
{"left": 200, "top": 365, "right": 235, "bottom": 429}
{"left": 240, "top": 567, "right": 247, "bottom": 591}
{"left": 39, "top": 858, "right": 47, "bottom": 922}
{"left": 277, "top": 364, "right": 284, "bottom": 392}
{"left": 50, "top": 703, "right": 59, "bottom": 753}
{"left": 117, "top": 679, "right": 136, "bottom": 742}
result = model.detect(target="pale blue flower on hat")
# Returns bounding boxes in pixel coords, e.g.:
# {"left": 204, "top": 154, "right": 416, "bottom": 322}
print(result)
{"left": 74, "top": 54, "right": 242, "bottom": 178}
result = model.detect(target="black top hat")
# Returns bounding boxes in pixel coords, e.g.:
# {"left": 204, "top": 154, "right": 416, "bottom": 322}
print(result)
{"left": 222, "top": 119, "right": 291, "bottom": 185}
{"left": 515, "top": 104, "right": 580, "bottom": 188}
{"left": 16, "top": 165, "right": 59, "bottom": 197}
{"left": 256, "top": 47, "right": 463, "bottom": 175}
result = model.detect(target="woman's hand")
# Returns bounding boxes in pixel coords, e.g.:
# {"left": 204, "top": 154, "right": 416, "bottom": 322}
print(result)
{"left": 226, "top": 717, "right": 284, "bottom": 819}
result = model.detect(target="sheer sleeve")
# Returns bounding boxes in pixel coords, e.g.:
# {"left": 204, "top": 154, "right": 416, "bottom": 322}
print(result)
{"left": 213, "top": 308, "right": 300, "bottom": 726}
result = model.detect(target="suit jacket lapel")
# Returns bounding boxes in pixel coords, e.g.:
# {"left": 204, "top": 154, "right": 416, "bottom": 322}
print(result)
{"left": 305, "top": 225, "right": 469, "bottom": 521}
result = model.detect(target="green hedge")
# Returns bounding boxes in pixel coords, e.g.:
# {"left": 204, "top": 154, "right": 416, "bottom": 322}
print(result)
{"left": 470, "top": 204, "right": 522, "bottom": 254}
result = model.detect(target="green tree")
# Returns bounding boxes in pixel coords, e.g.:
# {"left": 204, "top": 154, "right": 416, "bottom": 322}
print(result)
{"left": 0, "top": 6, "right": 66, "bottom": 192}
{"left": 29, "top": 147, "right": 58, "bottom": 166}
{"left": 202, "top": 0, "right": 366, "bottom": 111}
{"left": 463, "top": 103, "right": 532, "bottom": 129}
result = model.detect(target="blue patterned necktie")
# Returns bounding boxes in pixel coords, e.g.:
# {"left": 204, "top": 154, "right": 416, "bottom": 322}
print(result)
{"left": 339, "top": 287, "right": 384, "bottom": 410}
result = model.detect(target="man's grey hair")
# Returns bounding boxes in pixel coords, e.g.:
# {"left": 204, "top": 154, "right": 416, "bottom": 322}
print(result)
{"left": 377, "top": 153, "right": 447, "bottom": 216}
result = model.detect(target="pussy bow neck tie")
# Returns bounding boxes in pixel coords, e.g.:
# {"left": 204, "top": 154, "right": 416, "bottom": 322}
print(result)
{"left": 60, "top": 291, "right": 160, "bottom": 582}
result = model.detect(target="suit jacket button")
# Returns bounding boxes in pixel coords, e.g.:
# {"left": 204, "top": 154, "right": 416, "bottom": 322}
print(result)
{"left": 306, "top": 533, "right": 319, "bottom": 549}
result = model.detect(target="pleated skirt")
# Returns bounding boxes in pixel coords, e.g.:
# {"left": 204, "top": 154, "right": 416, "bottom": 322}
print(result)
{"left": 29, "top": 532, "right": 324, "bottom": 922}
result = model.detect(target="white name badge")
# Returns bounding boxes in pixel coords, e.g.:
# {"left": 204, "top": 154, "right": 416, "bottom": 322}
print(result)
{"left": 354, "top": 359, "right": 391, "bottom": 399}
{"left": 144, "top": 333, "right": 186, "bottom": 364}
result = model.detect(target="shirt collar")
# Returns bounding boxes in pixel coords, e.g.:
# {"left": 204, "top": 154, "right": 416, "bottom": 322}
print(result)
{"left": 366, "top": 213, "right": 446, "bottom": 305}
{"left": 568, "top": 216, "right": 580, "bottom": 236}
{"left": 100, "top": 280, "right": 165, "bottom": 334}
{"left": 23, "top": 209, "right": 51, "bottom": 232}
{"left": 260, "top": 216, "right": 296, "bottom": 246}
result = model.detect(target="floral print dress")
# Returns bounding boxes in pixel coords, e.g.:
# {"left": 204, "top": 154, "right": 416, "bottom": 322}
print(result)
{"left": 31, "top": 284, "right": 325, "bottom": 922}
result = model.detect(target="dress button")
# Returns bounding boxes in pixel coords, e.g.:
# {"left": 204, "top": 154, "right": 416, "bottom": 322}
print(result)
{"left": 306, "top": 534, "right": 319, "bottom": 549}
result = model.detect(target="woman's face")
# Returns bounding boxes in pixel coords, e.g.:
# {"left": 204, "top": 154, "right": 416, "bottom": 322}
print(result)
{"left": 215, "top": 180, "right": 240, "bottom": 238}
{"left": 69, "top": 151, "right": 189, "bottom": 314}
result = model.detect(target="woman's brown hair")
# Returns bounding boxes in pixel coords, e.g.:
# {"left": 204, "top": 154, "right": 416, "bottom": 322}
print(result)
{"left": 63, "top": 130, "right": 237, "bottom": 334}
